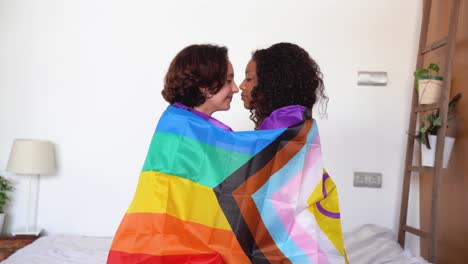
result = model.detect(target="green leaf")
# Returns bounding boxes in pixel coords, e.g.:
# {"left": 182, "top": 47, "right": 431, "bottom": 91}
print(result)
{"left": 415, "top": 68, "right": 429, "bottom": 78}
{"left": 0, "top": 176, "right": 14, "bottom": 213}
{"left": 428, "top": 63, "right": 439, "bottom": 73}
{"left": 421, "top": 134, "right": 427, "bottom": 147}
{"left": 422, "top": 115, "right": 429, "bottom": 122}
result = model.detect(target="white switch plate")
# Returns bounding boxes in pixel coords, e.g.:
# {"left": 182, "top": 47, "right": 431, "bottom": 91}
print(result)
{"left": 357, "top": 71, "right": 387, "bottom": 86}
{"left": 354, "top": 171, "right": 382, "bottom": 188}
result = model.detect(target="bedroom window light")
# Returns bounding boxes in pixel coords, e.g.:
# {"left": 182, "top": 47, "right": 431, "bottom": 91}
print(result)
{"left": 6, "top": 139, "right": 56, "bottom": 236}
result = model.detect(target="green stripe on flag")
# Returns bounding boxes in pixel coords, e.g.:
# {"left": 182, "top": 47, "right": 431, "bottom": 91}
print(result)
{"left": 142, "top": 132, "right": 252, "bottom": 187}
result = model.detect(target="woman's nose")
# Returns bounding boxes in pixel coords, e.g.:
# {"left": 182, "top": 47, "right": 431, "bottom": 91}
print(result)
{"left": 239, "top": 80, "right": 245, "bottom": 91}
{"left": 232, "top": 82, "right": 239, "bottom": 93}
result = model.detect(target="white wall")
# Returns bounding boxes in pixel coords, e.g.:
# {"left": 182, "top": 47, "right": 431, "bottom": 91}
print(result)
{"left": 0, "top": 0, "right": 422, "bottom": 247}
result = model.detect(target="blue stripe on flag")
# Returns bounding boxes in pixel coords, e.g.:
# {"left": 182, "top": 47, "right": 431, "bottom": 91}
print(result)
{"left": 156, "top": 106, "right": 286, "bottom": 155}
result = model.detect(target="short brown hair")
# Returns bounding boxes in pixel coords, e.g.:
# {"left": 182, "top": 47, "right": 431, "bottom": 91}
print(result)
{"left": 162, "top": 44, "right": 228, "bottom": 107}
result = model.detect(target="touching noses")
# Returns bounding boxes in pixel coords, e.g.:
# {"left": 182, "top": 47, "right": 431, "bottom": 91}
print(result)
{"left": 231, "top": 81, "right": 239, "bottom": 93}
{"left": 239, "top": 80, "right": 246, "bottom": 91}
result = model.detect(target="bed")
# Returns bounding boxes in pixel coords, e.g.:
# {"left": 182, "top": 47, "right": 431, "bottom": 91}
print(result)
{"left": 343, "top": 224, "right": 430, "bottom": 264}
{"left": 2, "top": 224, "right": 430, "bottom": 264}
{"left": 2, "top": 235, "right": 111, "bottom": 264}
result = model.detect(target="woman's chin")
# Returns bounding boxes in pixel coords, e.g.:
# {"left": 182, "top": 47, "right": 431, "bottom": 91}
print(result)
{"left": 215, "top": 105, "right": 230, "bottom": 112}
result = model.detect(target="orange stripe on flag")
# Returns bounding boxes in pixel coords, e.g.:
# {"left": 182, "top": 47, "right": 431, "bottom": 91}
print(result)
{"left": 110, "top": 213, "right": 250, "bottom": 264}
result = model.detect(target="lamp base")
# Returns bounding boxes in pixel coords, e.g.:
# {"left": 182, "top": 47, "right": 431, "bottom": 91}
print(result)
{"left": 12, "top": 228, "right": 43, "bottom": 236}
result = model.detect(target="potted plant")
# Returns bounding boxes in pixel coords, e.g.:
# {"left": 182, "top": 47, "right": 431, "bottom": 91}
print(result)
{"left": 0, "top": 175, "right": 14, "bottom": 233}
{"left": 415, "top": 62, "right": 443, "bottom": 105}
{"left": 416, "top": 93, "right": 462, "bottom": 168}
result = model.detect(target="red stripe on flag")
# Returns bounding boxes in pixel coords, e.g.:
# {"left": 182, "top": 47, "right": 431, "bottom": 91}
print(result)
{"left": 107, "top": 250, "right": 225, "bottom": 264}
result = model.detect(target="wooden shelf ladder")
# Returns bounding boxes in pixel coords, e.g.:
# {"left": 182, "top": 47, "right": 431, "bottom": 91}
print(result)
{"left": 397, "top": 0, "right": 460, "bottom": 263}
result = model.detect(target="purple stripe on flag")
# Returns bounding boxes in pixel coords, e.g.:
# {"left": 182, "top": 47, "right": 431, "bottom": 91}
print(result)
{"left": 318, "top": 172, "right": 340, "bottom": 218}
{"left": 322, "top": 172, "right": 330, "bottom": 198}
{"left": 173, "top": 103, "right": 233, "bottom": 131}
{"left": 316, "top": 202, "right": 341, "bottom": 219}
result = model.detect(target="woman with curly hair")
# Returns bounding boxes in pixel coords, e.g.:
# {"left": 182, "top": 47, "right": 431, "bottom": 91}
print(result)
{"left": 240, "top": 42, "right": 328, "bottom": 129}
{"left": 238, "top": 42, "right": 348, "bottom": 263}
{"left": 162, "top": 44, "right": 239, "bottom": 131}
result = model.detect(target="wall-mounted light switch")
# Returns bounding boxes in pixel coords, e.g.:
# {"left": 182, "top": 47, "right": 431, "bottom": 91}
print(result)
{"left": 357, "top": 71, "right": 387, "bottom": 86}
{"left": 354, "top": 171, "right": 382, "bottom": 188}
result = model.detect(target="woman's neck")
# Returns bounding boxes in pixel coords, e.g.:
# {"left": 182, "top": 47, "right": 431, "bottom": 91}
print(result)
{"left": 193, "top": 105, "right": 213, "bottom": 116}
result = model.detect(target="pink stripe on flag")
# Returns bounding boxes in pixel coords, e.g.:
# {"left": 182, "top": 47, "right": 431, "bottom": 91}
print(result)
{"left": 270, "top": 135, "right": 329, "bottom": 264}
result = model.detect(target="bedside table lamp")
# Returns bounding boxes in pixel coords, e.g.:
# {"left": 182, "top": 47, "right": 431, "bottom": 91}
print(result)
{"left": 6, "top": 139, "right": 56, "bottom": 236}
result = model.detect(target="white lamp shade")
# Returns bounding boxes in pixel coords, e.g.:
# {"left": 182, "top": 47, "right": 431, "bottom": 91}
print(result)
{"left": 7, "top": 139, "right": 56, "bottom": 175}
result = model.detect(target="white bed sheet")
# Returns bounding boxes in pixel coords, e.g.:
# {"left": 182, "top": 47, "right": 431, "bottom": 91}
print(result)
{"left": 3, "top": 224, "right": 430, "bottom": 264}
{"left": 344, "top": 224, "right": 430, "bottom": 264}
{"left": 2, "top": 235, "right": 112, "bottom": 264}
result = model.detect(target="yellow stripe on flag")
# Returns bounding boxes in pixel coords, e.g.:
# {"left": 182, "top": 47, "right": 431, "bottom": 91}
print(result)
{"left": 308, "top": 175, "right": 347, "bottom": 259}
{"left": 127, "top": 171, "right": 231, "bottom": 230}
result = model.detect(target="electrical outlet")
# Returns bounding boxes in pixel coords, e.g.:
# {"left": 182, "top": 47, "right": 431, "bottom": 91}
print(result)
{"left": 353, "top": 171, "right": 382, "bottom": 188}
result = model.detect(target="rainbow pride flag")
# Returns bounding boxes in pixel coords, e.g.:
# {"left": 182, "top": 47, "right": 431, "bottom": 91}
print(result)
{"left": 107, "top": 105, "right": 348, "bottom": 264}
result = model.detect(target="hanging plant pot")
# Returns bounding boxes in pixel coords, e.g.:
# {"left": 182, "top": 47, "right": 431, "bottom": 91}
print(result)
{"left": 418, "top": 76, "right": 443, "bottom": 105}
{"left": 421, "top": 135, "right": 455, "bottom": 168}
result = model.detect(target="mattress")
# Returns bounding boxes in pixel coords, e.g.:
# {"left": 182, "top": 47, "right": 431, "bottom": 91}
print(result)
{"left": 3, "top": 224, "right": 430, "bottom": 264}
{"left": 344, "top": 224, "right": 430, "bottom": 264}
{"left": 2, "top": 235, "right": 112, "bottom": 264}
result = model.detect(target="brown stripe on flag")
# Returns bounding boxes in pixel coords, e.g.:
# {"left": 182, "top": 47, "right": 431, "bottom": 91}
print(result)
{"left": 233, "top": 120, "right": 312, "bottom": 263}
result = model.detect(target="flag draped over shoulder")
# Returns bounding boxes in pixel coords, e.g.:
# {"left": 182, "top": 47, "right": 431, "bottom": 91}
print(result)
{"left": 107, "top": 105, "right": 348, "bottom": 264}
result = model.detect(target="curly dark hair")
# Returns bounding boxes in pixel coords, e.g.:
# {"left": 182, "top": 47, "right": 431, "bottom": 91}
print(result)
{"left": 162, "top": 44, "right": 228, "bottom": 107}
{"left": 249, "top": 42, "right": 328, "bottom": 128}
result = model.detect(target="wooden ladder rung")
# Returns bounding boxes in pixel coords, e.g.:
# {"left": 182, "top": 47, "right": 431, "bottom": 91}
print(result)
{"left": 414, "top": 103, "right": 440, "bottom": 112}
{"left": 403, "top": 225, "right": 431, "bottom": 238}
{"left": 421, "top": 37, "right": 448, "bottom": 54}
